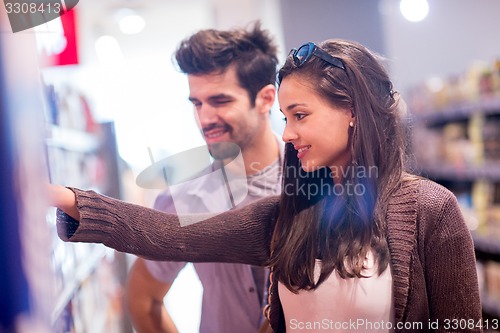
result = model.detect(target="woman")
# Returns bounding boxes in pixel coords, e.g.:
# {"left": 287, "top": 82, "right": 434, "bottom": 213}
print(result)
{"left": 52, "top": 39, "right": 482, "bottom": 332}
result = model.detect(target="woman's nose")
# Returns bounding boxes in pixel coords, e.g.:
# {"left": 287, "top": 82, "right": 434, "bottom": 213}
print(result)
{"left": 282, "top": 125, "right": 298, "bottom": 143}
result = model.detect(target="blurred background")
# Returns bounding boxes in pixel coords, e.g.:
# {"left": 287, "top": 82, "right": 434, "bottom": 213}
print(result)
{"left": 1, "top": 0, "right": 500, "bottom": 332}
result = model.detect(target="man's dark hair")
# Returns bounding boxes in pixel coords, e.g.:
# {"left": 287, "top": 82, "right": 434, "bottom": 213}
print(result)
{"left": 174, "top": 21, "right": 279, "bottom": 104}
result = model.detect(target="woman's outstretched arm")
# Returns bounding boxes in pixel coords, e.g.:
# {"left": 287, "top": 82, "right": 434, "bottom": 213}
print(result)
{"left": 50, "top": 186, "right": 280, "bottom": 266}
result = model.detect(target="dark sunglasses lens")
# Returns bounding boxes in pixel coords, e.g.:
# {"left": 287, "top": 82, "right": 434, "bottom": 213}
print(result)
{"left": 276, "top": 72, "right": 282, "bottom": 85}
{"left": 295, "top": 44, "right": 312, "bottom": 66}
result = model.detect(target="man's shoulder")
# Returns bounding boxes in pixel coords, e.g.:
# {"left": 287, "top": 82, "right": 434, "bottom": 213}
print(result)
{"left": 152, "top": 164, "right": 216, "bottom": 212}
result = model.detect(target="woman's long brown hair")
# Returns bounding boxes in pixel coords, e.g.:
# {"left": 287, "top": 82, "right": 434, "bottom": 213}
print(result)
{"left": 270, "top": 39, "right": 406, "bottom": 292}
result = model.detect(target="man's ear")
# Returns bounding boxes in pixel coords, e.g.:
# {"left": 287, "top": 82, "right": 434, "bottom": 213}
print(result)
{"left": 255, "top": 84, "right": 276, "bottom": 114}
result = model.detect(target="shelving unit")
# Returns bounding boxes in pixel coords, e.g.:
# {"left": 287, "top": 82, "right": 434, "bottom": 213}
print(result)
{"left": 410, "top": 62, "right": 500, "bottom": 327}
{"left": 50, "top": 244, "right": 107, "bottom": 324}
{"left": 43, "top": 83, "right": 130, "bottom": 333}
{"left": 414, "top": 97, "right": 500, "bottom": 126}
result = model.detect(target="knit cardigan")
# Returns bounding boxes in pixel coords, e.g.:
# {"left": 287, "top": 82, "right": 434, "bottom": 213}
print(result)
{"left": 57, "top": 177, "right": 483, "bottom": 333}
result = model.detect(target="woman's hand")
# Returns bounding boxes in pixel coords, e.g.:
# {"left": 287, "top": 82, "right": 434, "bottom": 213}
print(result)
{"left": 46, "top": 184, "right": 80, "bottom": 220}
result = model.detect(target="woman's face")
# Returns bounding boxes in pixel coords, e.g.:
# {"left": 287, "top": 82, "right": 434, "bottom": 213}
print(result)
{"left": 279, "top": 75, "right": 354, "bottom": 175}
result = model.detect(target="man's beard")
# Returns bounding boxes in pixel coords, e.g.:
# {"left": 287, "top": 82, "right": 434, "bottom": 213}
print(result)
{"left": 208, "top": 141, "right": 241, "bottom": 160}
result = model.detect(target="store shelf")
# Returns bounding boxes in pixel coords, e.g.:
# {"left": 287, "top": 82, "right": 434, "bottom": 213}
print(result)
{"left": 414, "top": 96, "right": 500, "bottom": 126}
{"left": 481, "top": 293, "right": 500, "bottom": 320}
{"left": 416, "top": 163, "right": 500, "bottom": 181}
{"left": 473, "top": 233, "right": 500, "bottom": 258}
{"left": 46, "top": 125, "right": 100, "bottom": 153}
{"left": 51, "top": 246, "right": 107, "bottom": 324}
{"left": 88, "top": 303, "right": 109, "bottom": 333}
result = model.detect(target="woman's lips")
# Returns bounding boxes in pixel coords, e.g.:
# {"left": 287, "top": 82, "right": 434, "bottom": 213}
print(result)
{"left": 295, "top": 145, "right": 311, "bottom": 159}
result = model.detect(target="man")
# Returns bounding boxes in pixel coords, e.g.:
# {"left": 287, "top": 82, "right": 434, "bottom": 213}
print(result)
{"left": 125, "top": 22, "right": 283, "bottom": 333}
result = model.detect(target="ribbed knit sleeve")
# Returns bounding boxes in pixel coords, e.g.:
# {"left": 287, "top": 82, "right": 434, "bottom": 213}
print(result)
{"left": 56, "top": 188, "right": 281, "bottom": 266}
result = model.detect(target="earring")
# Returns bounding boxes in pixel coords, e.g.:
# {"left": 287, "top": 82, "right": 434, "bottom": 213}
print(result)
{"left": 349, "top": 121, "right": 354, "bottom": 128}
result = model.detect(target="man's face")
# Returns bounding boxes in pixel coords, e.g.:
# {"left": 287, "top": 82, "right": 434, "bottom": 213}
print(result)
{"left": 187, "top": 66, "right": 262, "bottom": 160}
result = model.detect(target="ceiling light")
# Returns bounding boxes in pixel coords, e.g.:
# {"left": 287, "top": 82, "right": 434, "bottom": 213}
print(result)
{"left": 400, "top": 0, "right": 429, "bottom": 22}
{"left": 95, "top": 35, "right": 124, "bottom": 65}
{"left": 114, "top": 8, "right": 146, "bottom": 34}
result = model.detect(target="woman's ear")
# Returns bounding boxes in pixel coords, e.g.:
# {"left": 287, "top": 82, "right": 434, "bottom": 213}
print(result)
{"left": 350, "top": 109, "right": 356, "bottom": 127}
{"left": 255, "top": 84, "right": 276, "bottom": 114}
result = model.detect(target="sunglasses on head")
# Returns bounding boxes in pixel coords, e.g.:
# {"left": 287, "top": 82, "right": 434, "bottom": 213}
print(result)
{"left": 290, "top": 42, "right": 346, "bottom": 71}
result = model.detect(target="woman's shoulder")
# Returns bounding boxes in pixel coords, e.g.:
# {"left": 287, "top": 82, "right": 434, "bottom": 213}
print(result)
{"left": 400, "top": 173, "right": 457, "bottom": 207}
{"left": 387, "top": 173, "right": 459, "bottom": 222}
{"left": 398, "top": 174, "right": 465, "bottom": 233}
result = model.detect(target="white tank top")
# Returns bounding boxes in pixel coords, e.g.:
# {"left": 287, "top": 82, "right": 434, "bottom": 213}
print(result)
{"left": 278, "top": 251, "right": 394, "bottom": 332}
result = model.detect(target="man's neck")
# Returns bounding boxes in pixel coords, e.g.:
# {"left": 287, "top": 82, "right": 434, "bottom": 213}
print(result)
{"left": 241, "top": 128, "right": 280, "bottom": 176}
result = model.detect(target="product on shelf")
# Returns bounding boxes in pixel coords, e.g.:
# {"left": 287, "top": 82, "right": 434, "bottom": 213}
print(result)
{"left": 408, "top": 58, "right": 500, "bottom": 116}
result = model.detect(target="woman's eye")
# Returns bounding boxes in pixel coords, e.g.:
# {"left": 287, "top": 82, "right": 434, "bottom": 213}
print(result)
{"left": 295, "top": 113, "right": 306, "bottom": 120}
{"left": 282, "top": 117, "right": 287, "bottom": 123}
